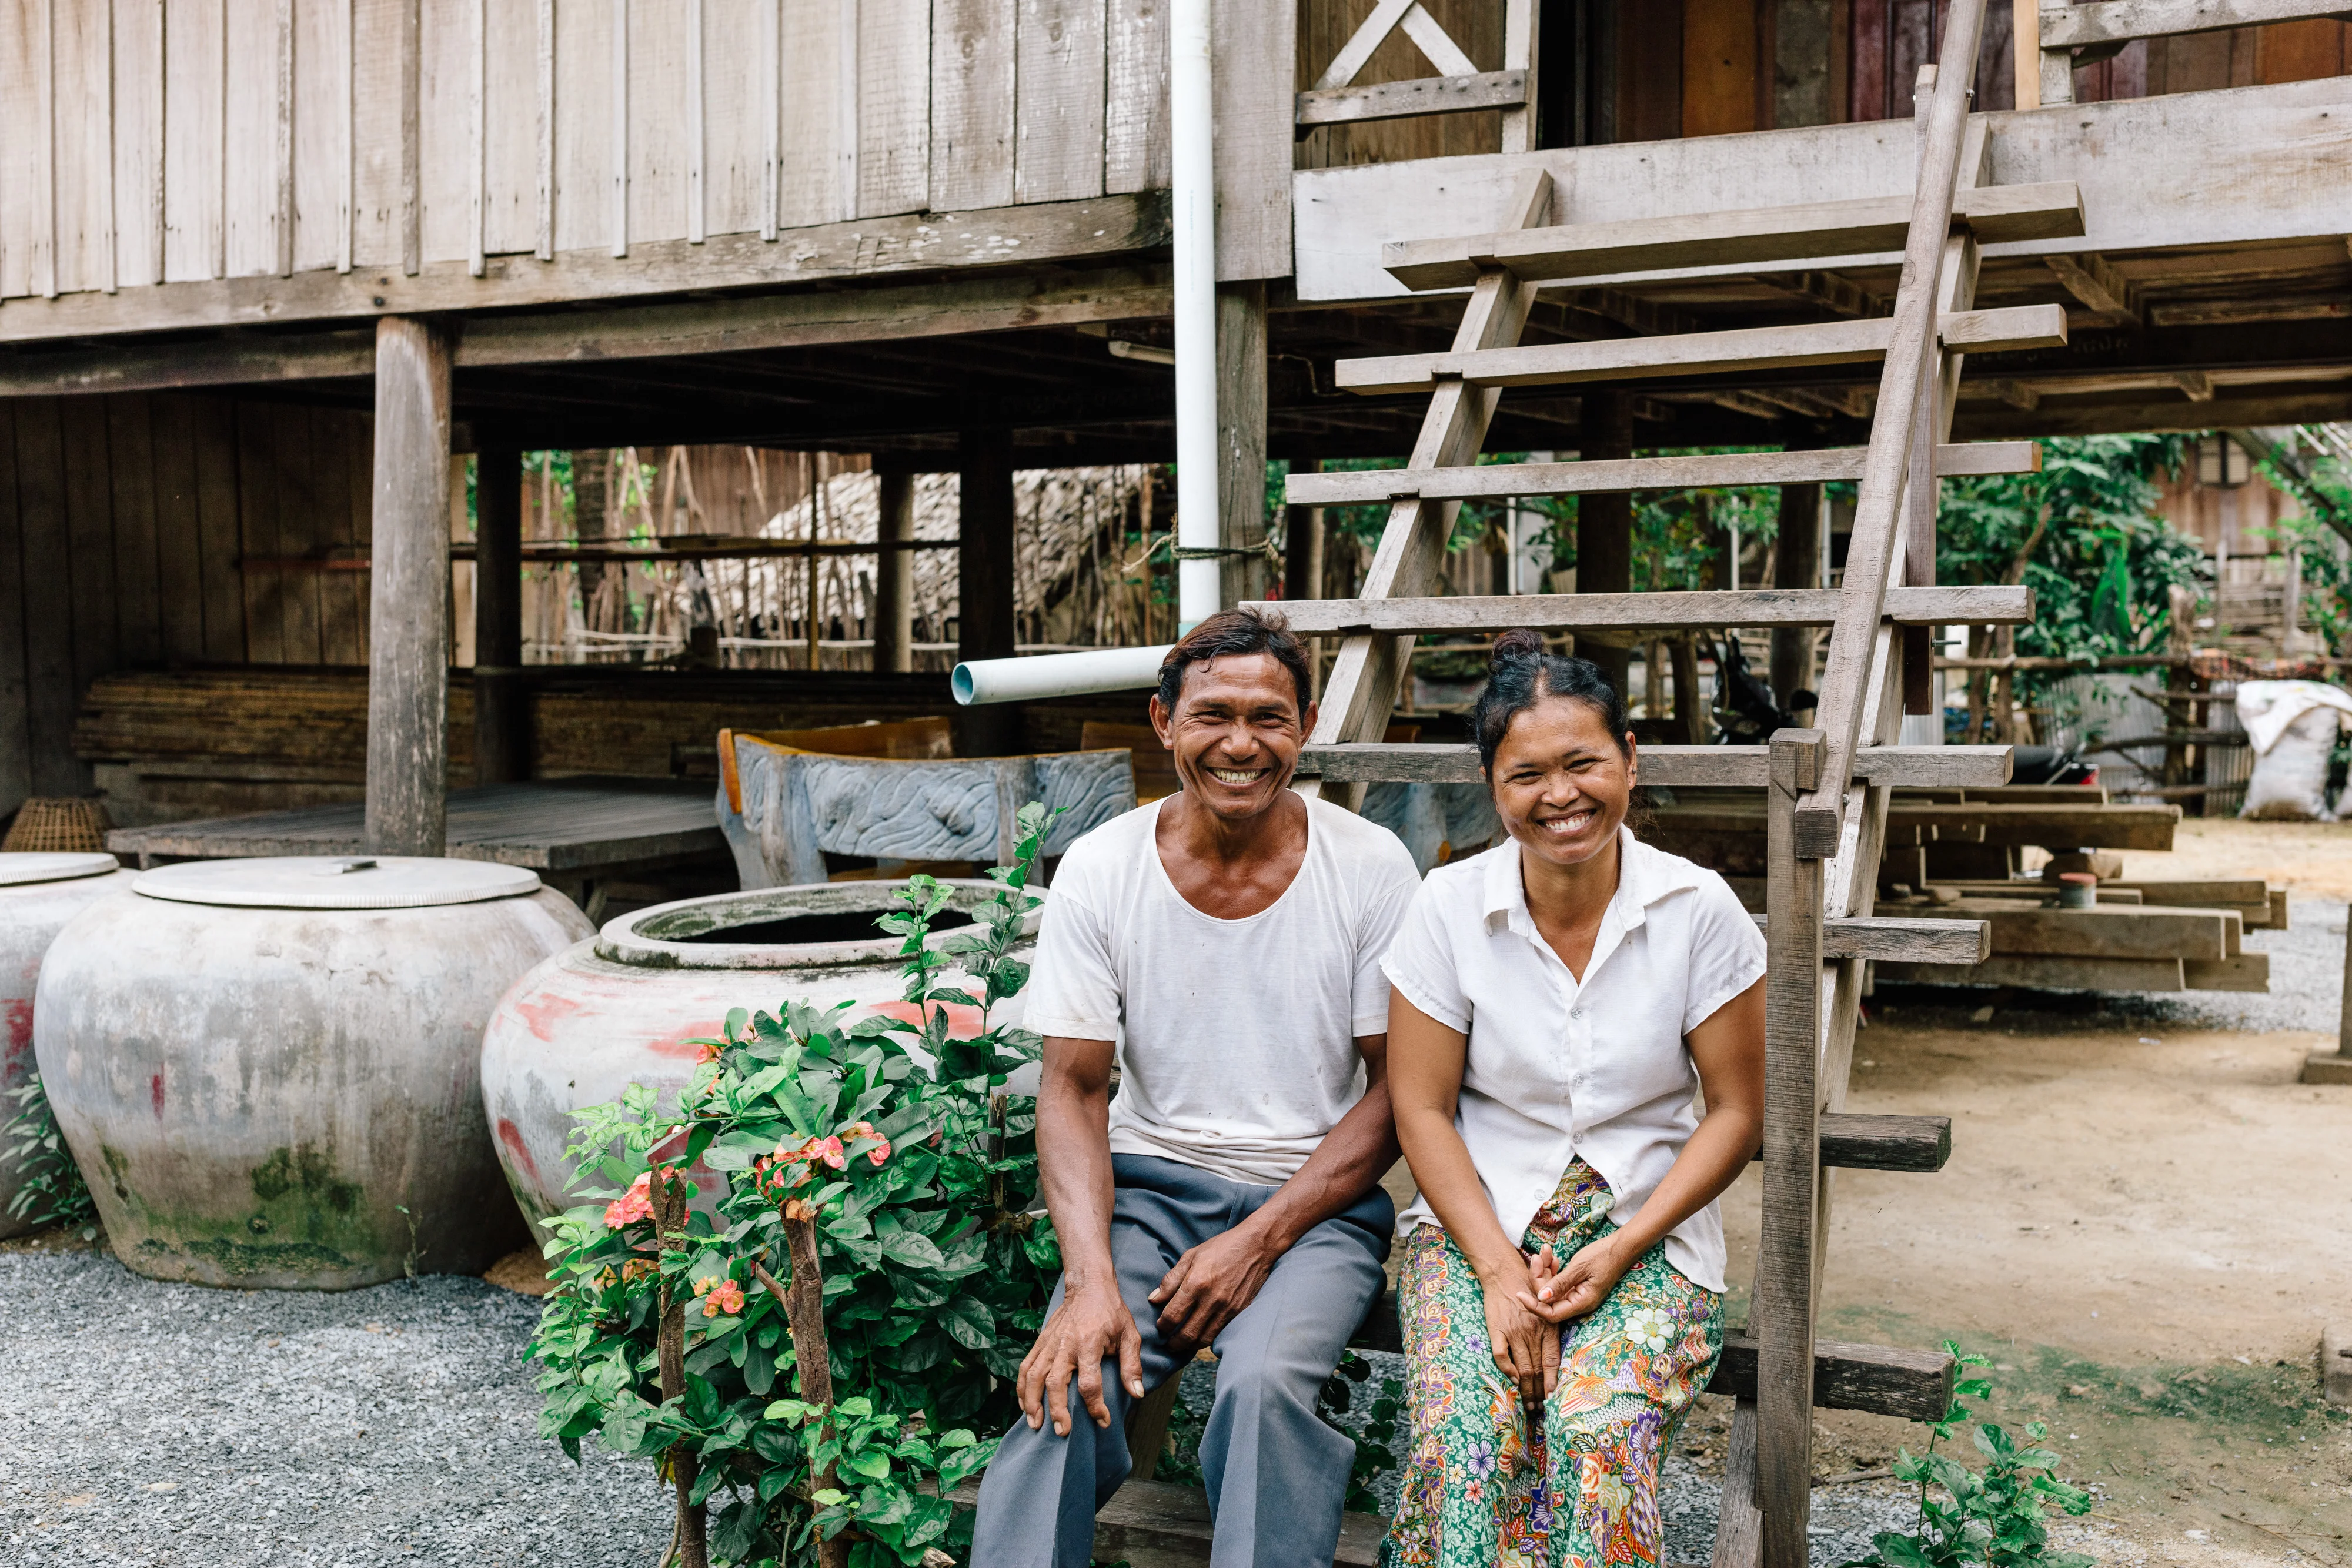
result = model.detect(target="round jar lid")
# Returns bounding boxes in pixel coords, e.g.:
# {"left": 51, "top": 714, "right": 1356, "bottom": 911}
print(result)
{"left": 134, "top": 855, "right": 542, "bottom": 910}
{"left": 0, "top": 851, "right": 122, "bottom": 888}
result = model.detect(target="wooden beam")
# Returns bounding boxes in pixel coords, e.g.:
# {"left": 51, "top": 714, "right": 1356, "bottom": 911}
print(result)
{"left": 0, "top": 193, "right": 1174, "bottom": 346}
{"left": 2146, "top": 295, "right": 2352, "bottom": 327}
{"left": 2037, "top": 0, "right": 2352, "bottom": 49}
{"left": 1282, "top": 443, "right": 2040, "bottom": 507}
{"left": 1886, "top": 898, "right": 2233, "bottom": 960}
{"left": 0, "top": 266, "right": 1176, "bottom": 397}
{"left": 472, "top": 447, "right": 530, "bottom": 787}
{"left": 957, "top": 428, "right": 1018, "bottom": 757}
{"left": 1296, "top": 69, "right": 1526, "bottom": 128}
{"left": 2043, "top": 253, "right": 2141, "bottom": 321}
{"left": 365, "top": 316, "right": 453, "bottom": 855}
{"left": 1294, "top": 79, "right": 2352, "bottom": 305}
{"left": 872, "top": 470, "right": 915, "bottom": 674}
{"left": 1805, "top": 916, "right": 1991, "bottom": 964}
{"left": 1384, "top": 183, "right": 2087, "bottom": 290}
{"left": 1749, "top": 1112, "right": 1954, "bottom": 1172}
{"left": 1257, "top": 584, "right": 2035, "bottom": 636}
{"left": 1877, "top": 954, "right": 2186, "bottom": 991}
{"left": 1297, "top": 741, "right": 2015, "bottom": 787}
{"left": 1332, "top": 306, "right": 2069, "bottom": 394}
{"left": 1759, "top": 728, "right": 1828, "bottom": 1568}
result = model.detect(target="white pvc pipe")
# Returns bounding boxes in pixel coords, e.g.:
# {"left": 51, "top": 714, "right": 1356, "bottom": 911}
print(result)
{"left": 953, "top": 645, "right": 1175, "bottom": 706}
{"left": 1171, "top": 0, "right": 1218, "bottom": 632}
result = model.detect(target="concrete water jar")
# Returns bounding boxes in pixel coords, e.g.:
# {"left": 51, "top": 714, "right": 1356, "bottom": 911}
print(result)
{"left": 0, "top": 852, "right": 142, "bottom": 1238}
{"left": 481, "top": 879, "right": 1042, "bottom": 1226}
{"left": 33, "top": 857, "right": 593, "bottom": 1289}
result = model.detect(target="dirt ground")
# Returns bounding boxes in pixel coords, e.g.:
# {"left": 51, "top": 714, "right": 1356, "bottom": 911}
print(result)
{"left": 2113, "top": 817, "right": 2352, "bottom": 902}
{"left": 1698, "top": 818, "right": 2352, "bottom": 1567}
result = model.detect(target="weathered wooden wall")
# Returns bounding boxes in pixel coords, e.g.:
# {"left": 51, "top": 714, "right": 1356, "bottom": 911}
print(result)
{"left": 0, "top": 391, "right": 375, "bottom": 817}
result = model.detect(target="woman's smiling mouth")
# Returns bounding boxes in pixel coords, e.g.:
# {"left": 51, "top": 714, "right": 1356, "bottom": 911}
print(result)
{"left": 1534, "top": 807, "right": 1596, "bottom": 837}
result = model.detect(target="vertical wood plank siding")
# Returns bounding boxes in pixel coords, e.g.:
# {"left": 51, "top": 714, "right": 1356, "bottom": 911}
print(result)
{"left": 0, "top": 393, "right": 376, "bottom": 820}
{"left": 0, "top": 0, "right": 1214, "bottom": 303}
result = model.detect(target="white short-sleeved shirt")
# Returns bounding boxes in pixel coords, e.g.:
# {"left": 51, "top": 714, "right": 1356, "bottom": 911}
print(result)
{"left": 1381, "top": 828, "right": 1766, "bottom": 1292}
{"left": 1021, "top": 794, "right": 1422, "bottom": 1186}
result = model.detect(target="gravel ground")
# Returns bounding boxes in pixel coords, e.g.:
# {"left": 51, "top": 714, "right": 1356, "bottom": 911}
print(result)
{"left": 0, "top": 1251, "right": 669, "bottom": 1567}
{"left": 0, "top": 1246, "right": 1926, "bottom": 1567}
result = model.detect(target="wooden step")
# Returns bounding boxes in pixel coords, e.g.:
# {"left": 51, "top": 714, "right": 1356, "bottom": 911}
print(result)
{"left": 1297, "top": 741, "right": 2013, "bottom": 789}
{"left": 1768, "top": 1112, "right": 1953, "bottom": 1173}
{"left": 1881, "top": 801, "right": 2181, "bottom": 851}
{"left": 1284, "top": 442, "right": 2040, "bottom": 509}
{"left": 1258, "top": 584, "right": 2032, "bottom": 638}
{"left": 1334, "top": 306, "right": 2068, "bottom": 395}
{"left": 1880, "top": 899, "right": 2236, "bottom": 962}
{"left": 1781, "top": 915, "right": 1990, "bottom": 965}
{"left": 1384, "top": 183, "right": 2088, "bottom": 289}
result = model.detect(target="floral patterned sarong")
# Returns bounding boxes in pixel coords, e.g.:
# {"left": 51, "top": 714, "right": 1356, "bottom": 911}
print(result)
{"left": 1383, "top": 1159, "right": 1722, "bottom": 1568}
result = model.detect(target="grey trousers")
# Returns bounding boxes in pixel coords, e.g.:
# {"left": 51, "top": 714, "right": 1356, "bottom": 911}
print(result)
{"left": 970, "top": 1154, "right": 1392, "bottom": 1568}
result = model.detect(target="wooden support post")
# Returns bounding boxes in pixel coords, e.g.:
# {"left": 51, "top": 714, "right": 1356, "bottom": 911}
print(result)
{"left": 2304, "top": 907, "right": 2352, "bottom": 1083}
{"left": 473, "top": 447, "right": 530, "bottom": 785}
{"left": 1283, "top": 459, "right": 1324, "bottom": 605}
{"left": 873, "top": 468, "right": 916, "bottom": 674}
{"left": 1218, "top": 280, "right": 1271, "bottom": 610}
{"left": 1771, "top": 480, "right": 1821, "bottom": 718}
{"left": 365, "top": 316, "right": 453, "bottom": 856}
{"left": 572, "top": 447, "right": 612, "bottom": 627}
{"left": 2013, "top": 0, "right": 2042, "bottom": 109}
{"left": 957, "top": 429, "right": 1020, "bottom": 758}
{"left": 1578, "top": 392, "right": 1635, "bottom": 700}
{"left": 1759, "top": 727, "right": 1826, "bottom": 1568}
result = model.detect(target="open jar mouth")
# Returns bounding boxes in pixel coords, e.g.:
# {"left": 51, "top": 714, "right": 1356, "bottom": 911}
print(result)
{"left": 596, "top": 878, "right": 1035, "bottom": 971}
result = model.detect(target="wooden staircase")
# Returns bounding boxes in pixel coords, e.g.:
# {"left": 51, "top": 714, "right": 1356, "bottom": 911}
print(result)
{"left": 1248, "top": 4, "right": 2052, "bottom": 1563}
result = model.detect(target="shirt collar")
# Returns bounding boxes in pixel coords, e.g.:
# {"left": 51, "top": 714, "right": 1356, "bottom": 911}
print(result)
{"left": 1481, "top": 825, "right": 1702, "bottom": 935}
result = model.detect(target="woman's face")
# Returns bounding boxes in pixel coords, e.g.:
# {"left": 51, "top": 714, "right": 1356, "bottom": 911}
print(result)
{"left": 1486, "top": 694, "right": 1637, "bottom": 871}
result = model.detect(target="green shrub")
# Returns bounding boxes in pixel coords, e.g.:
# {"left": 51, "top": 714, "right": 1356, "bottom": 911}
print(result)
{"left": 531, "top": 805, "right": 1061, "bottom": 1568}
{"left": 4, "top": 1074, "right": 98, "bottom": 1238}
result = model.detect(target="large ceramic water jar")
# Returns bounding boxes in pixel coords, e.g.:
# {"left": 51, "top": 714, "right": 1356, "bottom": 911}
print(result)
{"left": 0, "top": 852, "right": 141, "bottom": 1238}
{"left": 34, "top": 856, "right": 593, "bottom": 1289}
{"left": 481, "top": 879, "right": 1042, "bottom": 1225}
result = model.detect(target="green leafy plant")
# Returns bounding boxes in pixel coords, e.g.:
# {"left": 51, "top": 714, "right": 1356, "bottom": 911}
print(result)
{"left": 1842, "top": 1343, "right": 2095, "bottom": 1568}
{"left": 4, "top": 1074, "right": 98, "bottom": 1239}
{"left": 530, "top": 803, "right": 1063, "bottom": 1568}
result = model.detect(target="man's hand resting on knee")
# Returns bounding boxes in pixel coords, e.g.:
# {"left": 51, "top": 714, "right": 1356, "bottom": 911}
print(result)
{"left": 1018, "top": 1278, "right": 1145, "bottom": 1436}
{"left": 1148, "top": 1219, "right": 1282, "bottom": 1355}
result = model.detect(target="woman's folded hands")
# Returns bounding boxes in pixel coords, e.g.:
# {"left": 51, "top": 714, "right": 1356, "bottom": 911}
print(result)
{"left": 1518, "top": 1233, "right": 1637, "bottom": 1325}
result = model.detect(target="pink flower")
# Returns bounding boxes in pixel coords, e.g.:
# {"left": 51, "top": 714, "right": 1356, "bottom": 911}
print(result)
{"left": 603, "top": 1173, "right": 654, "bottom": 1229}
{"left": 813, "top": 1135, "right": 846, "bottom": 1170}
{"left": 694, "top": 1040, "right": 723, "bottom": 1065}
{"left": 843, "top": 1121, "right": 893, "bottom": 1167}
{"left": 695, "top": 1276, "right": 745, "bottom": 1318}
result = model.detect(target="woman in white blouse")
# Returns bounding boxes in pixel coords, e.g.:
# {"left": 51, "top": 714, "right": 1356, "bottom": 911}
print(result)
{"left": 1381, "top": 630, "right": 1767, "bottom": 1568}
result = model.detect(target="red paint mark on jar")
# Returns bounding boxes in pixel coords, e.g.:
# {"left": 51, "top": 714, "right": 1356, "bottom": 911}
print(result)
{"left": 2, "top": 1000, "right": 31, "bottom": 1064}
{"left": 496, "top": 1118, "right": 542, "bottom": 1182}
{"left": 506, "top": 990, "right": 587, "bottom": 1042}
{"left": 646, "top": 1023, "right": 727, "bottom": 1060}
{"left": 151, "top": 1071, "right": 166, "bottom": 1119}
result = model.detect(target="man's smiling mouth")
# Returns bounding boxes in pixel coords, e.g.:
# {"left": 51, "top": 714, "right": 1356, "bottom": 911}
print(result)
{"left": 1206, "top": 766, "right": 1269, "bottom": 785}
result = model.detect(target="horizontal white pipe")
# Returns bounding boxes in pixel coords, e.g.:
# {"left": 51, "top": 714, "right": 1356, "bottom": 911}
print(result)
{"left": 953, "top": 645, "right": 1175, "bottom": 706}
{"left": 1171, "top": 0, "right": 1218, "bottom": 632}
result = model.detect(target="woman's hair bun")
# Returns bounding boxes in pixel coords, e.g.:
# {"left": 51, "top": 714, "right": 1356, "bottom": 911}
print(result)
{"left": 1489, "top": 627, "right": 1547, "bottom": 671}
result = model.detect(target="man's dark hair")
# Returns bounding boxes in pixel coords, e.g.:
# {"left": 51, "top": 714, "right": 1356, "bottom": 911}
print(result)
{"left": 1471, "top": 628, "right": 1631, "bottom": 774}
{"left": 1155, "top": 607, "right": 1314, "bottom": 717}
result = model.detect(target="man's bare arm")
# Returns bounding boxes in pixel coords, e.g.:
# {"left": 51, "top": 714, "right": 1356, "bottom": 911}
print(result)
{"left": 1014, "top": 1033, "right": 1143, "bottom": 1435}
{"left": 1147, "top": 1030, "right": 1399, "bottom": 1351}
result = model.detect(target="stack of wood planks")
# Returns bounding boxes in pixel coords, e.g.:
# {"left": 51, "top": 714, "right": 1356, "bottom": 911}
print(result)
{"left": 72, "top": 667, "right": 1148, "bottom": 828}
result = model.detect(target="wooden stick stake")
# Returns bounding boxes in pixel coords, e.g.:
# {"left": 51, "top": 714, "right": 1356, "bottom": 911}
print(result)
{"left": 653, "top": 1170, "right": 710, "bottom": 1568}
{"left": 756, "top": 1213, "right": 849, "bottom": 1568}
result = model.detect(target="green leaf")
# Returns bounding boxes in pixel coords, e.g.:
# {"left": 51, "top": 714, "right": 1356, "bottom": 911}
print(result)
{"left": 940, "top": 1296, "right": 995, "bottom": 1349}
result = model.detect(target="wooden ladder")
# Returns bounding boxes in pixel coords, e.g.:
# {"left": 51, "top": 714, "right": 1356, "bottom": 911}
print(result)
{"left": 1251, "top": 5, "right": 2059, "bottom": 1564}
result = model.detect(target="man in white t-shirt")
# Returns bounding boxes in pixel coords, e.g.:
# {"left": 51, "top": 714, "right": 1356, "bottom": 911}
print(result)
{"left": 971, "top": 609, "right": 1421, "bottom": 1568}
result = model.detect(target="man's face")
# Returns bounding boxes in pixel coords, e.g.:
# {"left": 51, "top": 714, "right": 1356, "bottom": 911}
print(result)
{"left": 1148, "top": 652, "right": 1315, "bottom": 823}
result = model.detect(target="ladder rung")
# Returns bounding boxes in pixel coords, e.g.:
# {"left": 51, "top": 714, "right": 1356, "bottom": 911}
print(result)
{"left": 2039, "top": 0, "right": 2350, "bottom": 50}
{"left": 1284, "top": 442, "right": 2039, "bottom": 507}
{"left": 1749, "top": 1111, "right": 1953, "bottom": 1172}
{"left": 1335, "top": 306, "right": 2068, "bottom": 396}
{"left": 1255, "top": 584, "right": 2033, "bottom": 637}
{"left": 1760, "top": 915, "right": 1990, "bottom": 965}
{"left": 1708, "top": 1336, "right": 1955, "bottom": 1422}
{"left": 1384, "top": 182, "right": 2087, "bottom": 290}
{"left": 1298, "top": 742, "right": 2015, "bottom": 789}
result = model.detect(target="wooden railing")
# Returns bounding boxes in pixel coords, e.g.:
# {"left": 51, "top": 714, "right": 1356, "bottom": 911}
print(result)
{"left": 1297, "top": 0, "right": 1537, "bottom": 149}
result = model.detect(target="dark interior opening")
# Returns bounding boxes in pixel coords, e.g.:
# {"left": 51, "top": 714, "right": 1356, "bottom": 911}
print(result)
{"left": 678, "top": 907, "right": 977, "bottom": 945}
